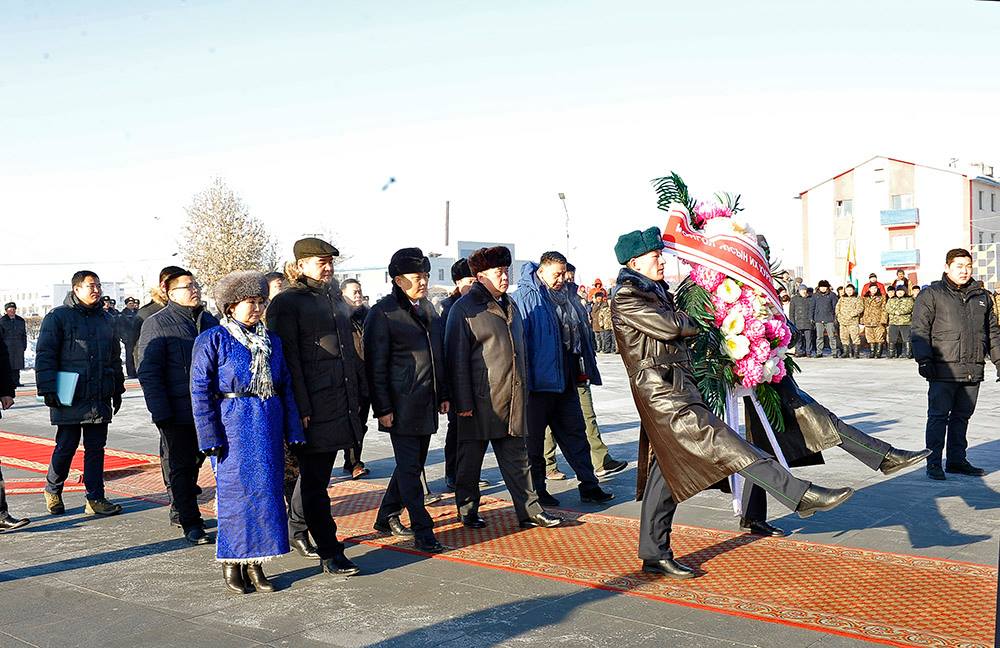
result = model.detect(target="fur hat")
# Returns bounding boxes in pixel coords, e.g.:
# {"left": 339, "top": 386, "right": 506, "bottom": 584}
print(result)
{"left": 388, "top": 247, "right": 431, "bottom": 278}
{"left": 4, "top": 302, "right": 14, "bottom": 310}
{"left": 450, "top": 258, "right": 473, "bottom": 283}
{"left": 614, "top": 226, "right": 664, "bottom": 265}
{"left": 214, "top": 271, "right": 269, "bottom": 312}
{"left": 293, "top": 237, "right": 339, "bottom": 260}
{"left": 468, "top": 246, "right": 512, "bottom": 275}
{"left": 817, "top": 279, "right": 831, "bottom": 289}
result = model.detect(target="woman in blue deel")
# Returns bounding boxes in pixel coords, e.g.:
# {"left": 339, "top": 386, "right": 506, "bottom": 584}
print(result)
{"left": 191, "top": 271, "right": 305, "bottom": 594}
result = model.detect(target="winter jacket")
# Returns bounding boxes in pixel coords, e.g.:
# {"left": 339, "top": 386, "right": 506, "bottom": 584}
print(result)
{"left": 835, "top": 295, "right": 864, "bottom": 325}
{"left": 348, "top": 304, "right": 369, "bottom": 362}
{"left": 265, "top": 276, "right": 366, "bottom": 453}
{"left": 884, "top": 296, "right": 914, "bottom": 326}
{"left": 812, "top": 291, "right": 838, "bottom": 323}
{"left": 136, "top": 301, "right": 219, "bottom": 425}
{"left": 0, "top": 337, "right": 14, "bottom": 398}
{"left": 444, "top": 281, "right": 528, "bottom": 441}
{"left": 610, "top": 267, "right": 765, "bottom": 503}
{"left": 566, "top": 281, "right": 602, "bottom": 386}
{"left": 993, "top": 293, "right": 1000, "bottom": 323}
{"left": 510, "top": 262, "right": 569, "bottom": 393}
{"left": 910, "top": 275, "right": 1000, "bottom": 382}
{"left": 439, "top": 292, "right": 460, "bottom": 326}
{"left": 0, "top": 314, "right": 27, "bottom": 371}
{"left": 35, "top": 294, "right": 125, "bottom": 425}
{"left": 591, "top": 301, "right": 611, "bottom": 332}
{"left": 363, "top": 286, "right": 448, "bottom": 436}
{"left": 134, "top": 292, "right": 167, "bottom": 359}
{"left": 861, "top": 295, "right": 888, "bottom": 327}
{"left": 789, "top": 294, "right": 815, "bottom": 329}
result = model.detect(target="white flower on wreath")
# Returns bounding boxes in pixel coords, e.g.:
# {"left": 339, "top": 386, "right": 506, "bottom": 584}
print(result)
{"left": 774, "top": 346, "right": 788, "bottom": 360}
{"left": 762, "top": 356, "right": 780, "bottom": 381}
{"left": 721, "top": 309, "right": 745, "bottom": 336}
{"left": 716, "top": 278, "right": 742, "bottom": 304}
{"left": 724, "top": 334, "right": 751, "bottom": 360}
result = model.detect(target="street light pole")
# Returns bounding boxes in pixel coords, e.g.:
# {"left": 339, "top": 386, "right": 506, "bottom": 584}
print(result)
{"left": 558, "top": 193, "right": 569, "bottom": 253}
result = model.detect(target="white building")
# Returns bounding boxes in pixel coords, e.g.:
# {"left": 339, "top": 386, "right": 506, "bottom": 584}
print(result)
{"left": 0, "top": 281, "right": 135, "bottom": 316}
{"left": 798, "top": 156, "right": 1000, "bottom": 286}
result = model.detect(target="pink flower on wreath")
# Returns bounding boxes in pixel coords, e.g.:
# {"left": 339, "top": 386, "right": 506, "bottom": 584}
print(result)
{"left": 763, "top": 318, "right": 783, "bottom": 339}
{"left": 751, "top": 338, "right": 771, "bottom": 363}
{"left": 735, "top": 356, "right": 764, "bottom": 389}
{"left": 778, "top": 322, "right": 793, "bottom": 347}
{"left": 745, "top": 318, "right": 766, "bottom": 342}
{"left": 711, "top": 294, "right": 731, "bottom": 325}
{"left": 772, "top": 358, "right": 788, "bottom": 383}
{"left": 694, "top": 202, "right": 733, "bottom": 227}
{"left": 690, "top": 264, "right": 725, "bottom": 292}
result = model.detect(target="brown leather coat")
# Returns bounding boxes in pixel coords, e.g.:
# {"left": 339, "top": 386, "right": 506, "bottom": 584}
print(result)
{"left": 610, "top": 268, "right": 765, "bottom": 503}
{"left": 444, "top": 281, "right": 528, "bottom": 441}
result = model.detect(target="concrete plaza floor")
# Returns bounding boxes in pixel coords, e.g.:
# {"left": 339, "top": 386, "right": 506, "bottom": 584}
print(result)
{"left": 0, "top": 356, "right": 997, "bottom": 647}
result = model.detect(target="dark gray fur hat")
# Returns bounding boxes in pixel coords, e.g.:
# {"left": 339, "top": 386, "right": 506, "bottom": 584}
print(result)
{"left": 214, "top": 271, "right": 269, "bottom": 311}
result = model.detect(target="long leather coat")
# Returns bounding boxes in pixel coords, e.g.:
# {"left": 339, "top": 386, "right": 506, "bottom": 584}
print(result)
{"left": 363, "top": 286, "right": 448, "bottom": 436}
{"left": 610, "top": 267, "right": 765, "bottom": 503}
{"left": 444, "top": 281, "right": 527, "bottom": 441}
{"left": 265, "top": 276, "right": 365, "bottom": 453}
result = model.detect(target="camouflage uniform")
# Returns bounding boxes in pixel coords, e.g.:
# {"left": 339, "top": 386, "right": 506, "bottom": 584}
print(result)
{"left": 885, "top": 295, "right": 914, "bottom": 358}
{"left": 835, "top": 293, "right": 864, "bottom": 354}
{"left": 861, "top": 295, "right": 888, "bottom": 357}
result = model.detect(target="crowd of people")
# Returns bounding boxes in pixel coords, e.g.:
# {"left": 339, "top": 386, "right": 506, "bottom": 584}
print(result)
{"left": 0, "top": 237, "right": 993, "bottom": 590}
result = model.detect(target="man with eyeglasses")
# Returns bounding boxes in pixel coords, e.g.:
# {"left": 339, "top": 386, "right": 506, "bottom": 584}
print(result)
{"left": 36, "top": 270, "right": 126, "bottom": 517}
{"left": 118, "top": 297, "right": 141, "bottom": 378}
{"left": 137, "top": 268, "right": 218, "bottom": 543}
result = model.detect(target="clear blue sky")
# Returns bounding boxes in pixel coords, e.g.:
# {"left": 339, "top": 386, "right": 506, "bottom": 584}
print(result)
{"left": 2, "top": 0, "right": 999, "bottom": 286}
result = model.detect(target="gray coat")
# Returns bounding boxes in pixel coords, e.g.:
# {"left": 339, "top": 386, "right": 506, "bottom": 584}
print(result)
{"left": 444, "top": 281, "right": 527, "bottom": 441}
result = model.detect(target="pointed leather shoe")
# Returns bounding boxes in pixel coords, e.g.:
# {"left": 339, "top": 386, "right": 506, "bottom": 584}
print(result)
{"left": 879, "top": 448, "right": 933, "bottom": 475}
{"left": 519, "top": 511, "right": 563, "bottom": 529}
{"left": 414, "top": 537, "right": 445, "bottom": 554}
{"left": 223, "top": 564, "right": 250, "bottom": 594}
{"left": 796, "top": 485, "right": 854, "bottom": 518}
{"left": 184, "top": 526, "right": 213, "bottom": 545}
{"left": 927, "top": 465, "right": 947, "bottom": 480}
{"left": 321, "top": 554, "right": 360, "bottom": 576}
{"left": 945, "top": 462, "right": 987, "bottom": 477}
{"left": 739, "top": 517, "right": 787, "bottom": 537}
{"left": 245, "top": 564, "right": 276, "bottom": 593}
{"left": 291, "top": 537, "right": 320, "bottom": 558}
{"left": 642, "top": 559, "right": 696, "bottom": 579}
{"left": 579, "top": 487, "right": 614, "bottom": 504}
{"left": 373, "top": 517, "right": 415, "bottom": 538}
{"left": 459, "top": 513, "right": 487, "bottom": 529}
{"left": 0, "top": 512, "right": 30, "bottom": 533}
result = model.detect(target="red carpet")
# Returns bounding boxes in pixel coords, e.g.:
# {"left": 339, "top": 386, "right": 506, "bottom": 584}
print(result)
{"left": 93, "top": 465, "right": 998, "bottom": 648}
{"left": 3, "top": 478, "right": 85, "bottom": 494}
{"left": 0, "top": 430, "right": 157, "bottom": 477}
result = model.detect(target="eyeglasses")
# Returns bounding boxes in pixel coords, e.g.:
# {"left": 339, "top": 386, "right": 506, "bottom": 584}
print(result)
{"left": 169, "top": 282, "right": 200, "bottom": 293}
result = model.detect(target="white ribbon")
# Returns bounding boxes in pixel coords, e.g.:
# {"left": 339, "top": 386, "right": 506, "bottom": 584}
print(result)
{"left": 725, "top": 386, "right": 790, "bottom": 515}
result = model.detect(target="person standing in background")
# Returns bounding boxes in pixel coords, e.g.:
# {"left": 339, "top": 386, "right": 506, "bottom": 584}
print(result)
{"left": 0, "top": 302, "right": 27, "bottom": 387}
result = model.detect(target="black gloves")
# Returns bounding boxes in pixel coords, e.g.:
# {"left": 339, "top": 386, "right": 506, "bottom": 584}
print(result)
{"left": 202, "top": 445, "right": 225, "bottom": 457}
{"left": 112, "top": 393, "right": 122, "bottom": 414}
{"left": 288, "top": 440, "right": 307, "bottom": 456}
{"left": 42, "top": 393, "right": 60, "bottom": 407}
{"left": 917, "top": 363, "right": 934, "bottom": 380}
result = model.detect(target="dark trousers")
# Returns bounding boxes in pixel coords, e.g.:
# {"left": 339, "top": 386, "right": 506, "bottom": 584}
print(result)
{"left": 444, "top": 410, "right": 458, "bottom": 482}
{"left": 815, "top": 322, "right": 837, "bottom": 354}
{"left": 0, "top": 463, "right": 7, "bottom": 515}
{"left": 638, "top": 457, "right": 678, "bottom": 560}
{"left": 456, "top": 436, "right": 543, "bottom": 521}
{"left": 8, "top": 367, "right": 19, "bottom": 387}
{"left": 288, "top": 451, "right": 345, "bottom": 558}
{"left": 376, "top": 434, "right": 436, "bottom": 541}
{"left": 595, "top": 331, "right": 614, "bottom": 353}
{"left": 796, "top": 328, "right": 815, "bottom": 356}
{"left": 926, "top": 380, "right": 980, "bottom": 468}
{"left": 526, "top": 388, "right": 599, "bottom": 495}
{"left": 46, "top": 423, "right": 109, "bottom": 500}
{"left": 124, "top": 346, "right": 137, "bottom": 378}
{"left": 158, "top": 424, "right": 203, "bottom": 530}
{"left": 746, "top": 420, "right": 890, "bottom": 520}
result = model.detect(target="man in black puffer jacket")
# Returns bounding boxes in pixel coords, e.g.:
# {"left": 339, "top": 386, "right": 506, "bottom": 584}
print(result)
{"left": 911, "top": 248, "right": 1000, "bottom": 480}
{"left": 137, "top": 268, "right": 218, "bottom": 544}
{"left": 36, "top": 271, "right": 125, "bottom": 517}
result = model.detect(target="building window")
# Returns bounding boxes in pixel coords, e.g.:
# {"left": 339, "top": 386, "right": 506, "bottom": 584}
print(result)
{"left": 978, "top": 232, "right": 984, "bottom": 244}
{"left": 891, "top": 194, "right": 913, "bottom": 210}
{"left": 889, "top": 228, "right": 915, "bottom": 251}
{"left": 835, "top": 200, "right": 853, "bottom": 218}
{"left": 874, "top": 168, "right": 885, "bottom": 183}
{"left": 438, "top": 269, "right": 445, "bottom": 281}
{"left": 384, "top": 272, "right": 390, "bottom": 283}
{"left": 992, "top": 193, "right": 996, "bottom": 212}
{"left": 979, "top": 191, "right": 984, "bottom": 210}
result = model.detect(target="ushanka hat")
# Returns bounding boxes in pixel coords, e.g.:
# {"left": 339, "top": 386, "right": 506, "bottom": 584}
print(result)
{"left": 293, "top": 237, "right": 340, "bottom": 260}
{"left": 388, "top": 247, "right": 431, "bottom": 278}
{"left": 614, "top": 226, "right": 664, "bottom": 265}
{"left": 468, "top": 246, "right": 512, "bottom": 274}
{"left": 450, "top": 258, "right": 473, "bottom": 283}
{"left": 214, "top": 271, "right": 269, "bottom": 312}
{"left": 4, "top": 302, "right": 14, "bottom": 309}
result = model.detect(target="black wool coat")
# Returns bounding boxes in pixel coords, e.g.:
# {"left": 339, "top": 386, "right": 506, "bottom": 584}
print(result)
{"left": 0, "top": 314, "right": 27, "bottom": 371}
{"left": 363, "top": 286, "right": 448, "bottom": 436}
{"left": 137, "top": 301, "right": 219, "bottom": 425}
{"left": 35, "top": 294, "right": 125, "bottom": 425}
{"left": 265, "top": 276, "right": 366, "bottom": 453}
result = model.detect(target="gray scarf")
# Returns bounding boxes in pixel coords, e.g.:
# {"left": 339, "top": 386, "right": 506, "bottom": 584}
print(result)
{"left": 222, "top": 318, "right": 276, "bottom": 400}
{"left": 544, "top": 281, "right": 582, "bottom": 355}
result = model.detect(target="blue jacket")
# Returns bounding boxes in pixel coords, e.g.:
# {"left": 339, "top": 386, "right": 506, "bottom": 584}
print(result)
{"left": 510, "top": 262, "right": 576, "bottom": 392}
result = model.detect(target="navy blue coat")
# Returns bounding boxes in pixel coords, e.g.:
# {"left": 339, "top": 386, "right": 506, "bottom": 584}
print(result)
{"left": 566, "top": 281, "right": 602, "bottom": 386}
{"left": 813, "top": 291, "right": 838, "bottom": 323}
{"left": 510, "top": 262, "right": 566, "bottom": 392}
{"left": 35, "top": 294, "right": 125, "bottom": 425}
{"left": 137, "top": 301, "right": 219, "bottom": 425}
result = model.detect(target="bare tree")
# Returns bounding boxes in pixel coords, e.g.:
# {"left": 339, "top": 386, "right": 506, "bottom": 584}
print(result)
{"left": 181, "top": 178, "right": 277, "bottom": 288}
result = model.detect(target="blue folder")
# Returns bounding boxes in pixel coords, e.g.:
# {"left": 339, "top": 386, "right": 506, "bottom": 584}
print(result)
{"left": 35, "top": 371, "right": 79, "bottom": 406}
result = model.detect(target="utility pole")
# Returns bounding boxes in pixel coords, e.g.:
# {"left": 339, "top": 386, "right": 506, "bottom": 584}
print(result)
{"left": 558, "top": 193, "right": 569, "bottom": 253}
{"left": 444, "top": 200, "right": 450, "bottom": 247}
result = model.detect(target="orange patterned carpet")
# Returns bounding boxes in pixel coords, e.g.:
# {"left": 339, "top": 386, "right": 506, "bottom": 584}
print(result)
{"left": 85, "top": 463, "right": 999, "bottom": 648}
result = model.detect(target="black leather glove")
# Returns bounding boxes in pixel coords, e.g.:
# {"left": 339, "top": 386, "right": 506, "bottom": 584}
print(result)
{"left": 288, "top": 440, "right": 307, "bottom": 456}
{"left": 112, "top": 393, "right": 122, "bottom": 414}
{"left": 42, "top": 393, "right": 60, "bottom": 408}
{"left": 202, "top": 445, "right": 225, "bottom": 457}
{"left": 917, "top": 363, "right": 934, "bottom": 380}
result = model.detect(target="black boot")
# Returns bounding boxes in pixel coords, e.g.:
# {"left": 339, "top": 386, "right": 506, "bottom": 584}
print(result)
{"left": 245, "top": 563, "right": 276, "bottom": 593}
{"left": 223, "top": 564, "right": 250, "bottom": 594}
{"left": 853, "top": 344, "right": 861, "bottom": 359}
{"left": 796, "top": 484, "right": 855, "bottom": 518}
{"left": 905, "top": 342, "right": 913, "bottom": 359}
{"left": 887, "top": 344, "right": 896, "bottom": 359}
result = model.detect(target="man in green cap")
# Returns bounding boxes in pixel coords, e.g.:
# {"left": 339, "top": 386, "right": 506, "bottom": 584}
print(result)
{"left": 610, "top": 227, "right": 855, "bottom": 579}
